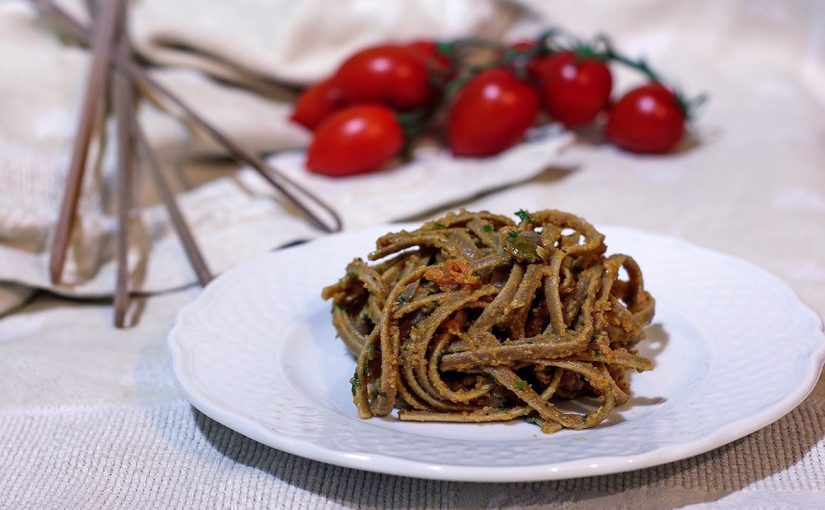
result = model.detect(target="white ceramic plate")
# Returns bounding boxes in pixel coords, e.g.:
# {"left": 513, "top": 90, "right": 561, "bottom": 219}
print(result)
{"left": 168, "top": 224, "right": 825, "bottom": 482}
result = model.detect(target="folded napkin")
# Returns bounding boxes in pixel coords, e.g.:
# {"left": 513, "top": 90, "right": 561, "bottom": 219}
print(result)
{"left": 0, "top": 0, "right": 569, "bottom": 315}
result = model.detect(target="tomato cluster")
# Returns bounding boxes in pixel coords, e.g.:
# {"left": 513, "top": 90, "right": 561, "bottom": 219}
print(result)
{"left": 292, "top": 33, "right": 702, "bottom": 177}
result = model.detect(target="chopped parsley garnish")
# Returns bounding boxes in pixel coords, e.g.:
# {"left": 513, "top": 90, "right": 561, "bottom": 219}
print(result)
{"left": 482, "top": 223, "right": 494, "bottom": 233}
{"left": 395, "top": 294, "right": 409, "bottom": 305}
{"left": 526, "top": 417, "right": 540, "bottom": 426}
{"left": 507, "top": 230, "right": 519, "bottom": 239}
{"left": 515, "top": 209, "right": 533, "bottom": 224}
{"left": 350, "top": 372, "right": 361, "bottom": 396}
{"left": 433, "top": 222, "right": 446, "bottom": 229}
{"left": 513, "top": 380, "right": 528, "bottom": 390}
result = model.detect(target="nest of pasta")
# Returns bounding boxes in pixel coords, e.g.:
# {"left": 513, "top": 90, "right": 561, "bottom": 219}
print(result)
{"left": 322, "top": 209, "right": 655, "bottom": 433}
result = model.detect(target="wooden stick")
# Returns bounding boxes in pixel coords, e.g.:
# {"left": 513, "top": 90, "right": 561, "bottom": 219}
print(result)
{"left": 48, "top": 0, "right": 124, "bottom": 284}
{"left": 132, "top": 118, "right": 213, "bottom": 286}
{"left": 48, "top": 0, "right": 212, "bottom": 290}
{"left": 112, "top": 3, "right": 132, "bottom": 327}
{"left": 31, "top": 0, "right": 343, "bottom": 234}
{"left": 134, "top": 74, "right": 343, "bottom": 232}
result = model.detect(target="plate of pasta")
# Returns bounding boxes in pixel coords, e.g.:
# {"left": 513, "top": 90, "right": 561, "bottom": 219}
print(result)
{"left": 168, "top": 209, "right": 825, "bottom": 482}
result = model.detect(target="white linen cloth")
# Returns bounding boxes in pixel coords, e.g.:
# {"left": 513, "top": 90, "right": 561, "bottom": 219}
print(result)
{"left": 1, "top": 0, "right": 825, "bottom": 508}
{"left": 0, "top": 0, "right": 548, "bottom": 314}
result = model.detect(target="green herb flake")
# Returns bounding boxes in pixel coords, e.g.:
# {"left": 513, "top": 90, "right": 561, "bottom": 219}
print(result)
{"left": 362, "top": 314, "right": 375, "bottom": 330}
{"left": 349, "top": 372, "right": 361, "bottom": 396}
{"left": 513, "top": 380, "right": 528, "bottom": 391}
{"left": 482, "top": 223, "right": 494, "bottom": 233}
{"left": 507, "top": 230, "right": 519, "bottom": 239}
{"left": 433, "top": 222, "right": 447, "bottom": 229}
{"left": 395, "top": 295, "right": 409, "bottom": 305}
{"left": 525, "top": 417, "right": 540, "bottom": 426}
{"left": 515, "top": 209, "right": 533, "bottom": 224}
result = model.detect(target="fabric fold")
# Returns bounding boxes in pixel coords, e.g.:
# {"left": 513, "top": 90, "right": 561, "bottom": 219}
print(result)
{"left": 0, "top": 0, "right": 565, "bottom": 314}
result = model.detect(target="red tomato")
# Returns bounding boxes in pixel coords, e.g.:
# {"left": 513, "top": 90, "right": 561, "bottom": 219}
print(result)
{"left": 407, "top": 40, "right": 452, "bottom": 77}
{"left": 334, "top": 45, "right": 433, "bottom": 110}
{"left": 536, "top": 51, "right": 612, "bottom": 128}
{"left": 447, "top": 68, "right": 539, "bottom": 157}
{"left": 606, "top": 83, "right": 686, "bottom": 154}
{"left": 290, "top": 78, "right": 347, "bottom": 131}
{"left": 306, "top": 105, "right": 404, "bottom": 177}
{"left": 526, "top": 54, "right": 556, "bottom": 83}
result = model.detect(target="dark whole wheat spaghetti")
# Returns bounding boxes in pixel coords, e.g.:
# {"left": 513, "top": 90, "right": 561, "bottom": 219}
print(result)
{"left": 322, "top": 209, "right": 655, "bottom": 433}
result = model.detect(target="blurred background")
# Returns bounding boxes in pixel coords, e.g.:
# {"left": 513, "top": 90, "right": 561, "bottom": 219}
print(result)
{"left": 1, "top": 0, "right": 822, "bottom": 318}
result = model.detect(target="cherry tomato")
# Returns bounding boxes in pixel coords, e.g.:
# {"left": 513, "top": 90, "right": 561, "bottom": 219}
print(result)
{"left": 290, "top": 78, "right": 347, "bottom": 131}
{"left": 606, "top": 83, "right": 686, "bottom": 154}
{"left": 535, "top": 51, "right": 612, "bottom": 128}
{"left": 306, "top": 105, "right": 404, "bottom": 177}
{"left": 525, "top": 54, "right": 555, "bottom": 83}
{"left": 407, "top": 40, "right": 453, "bottom": 78}
{"left": 447, "top": 68, "right": 539, "bottom": 157}
{"left": 334, "top": 45, "right": 433, "bottom": 110}
{"left": 503, "top": 41, "right": 559, "bottom": 84}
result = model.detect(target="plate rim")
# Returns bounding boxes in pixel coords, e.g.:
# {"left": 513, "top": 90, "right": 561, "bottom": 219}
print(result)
{"left": 168, "top": 223, "right": 825, "bottom": 482}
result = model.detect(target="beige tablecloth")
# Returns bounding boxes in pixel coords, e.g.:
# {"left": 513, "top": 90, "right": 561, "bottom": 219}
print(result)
{"left": 2, "top": 0, "right": 825, "bottom": 508}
